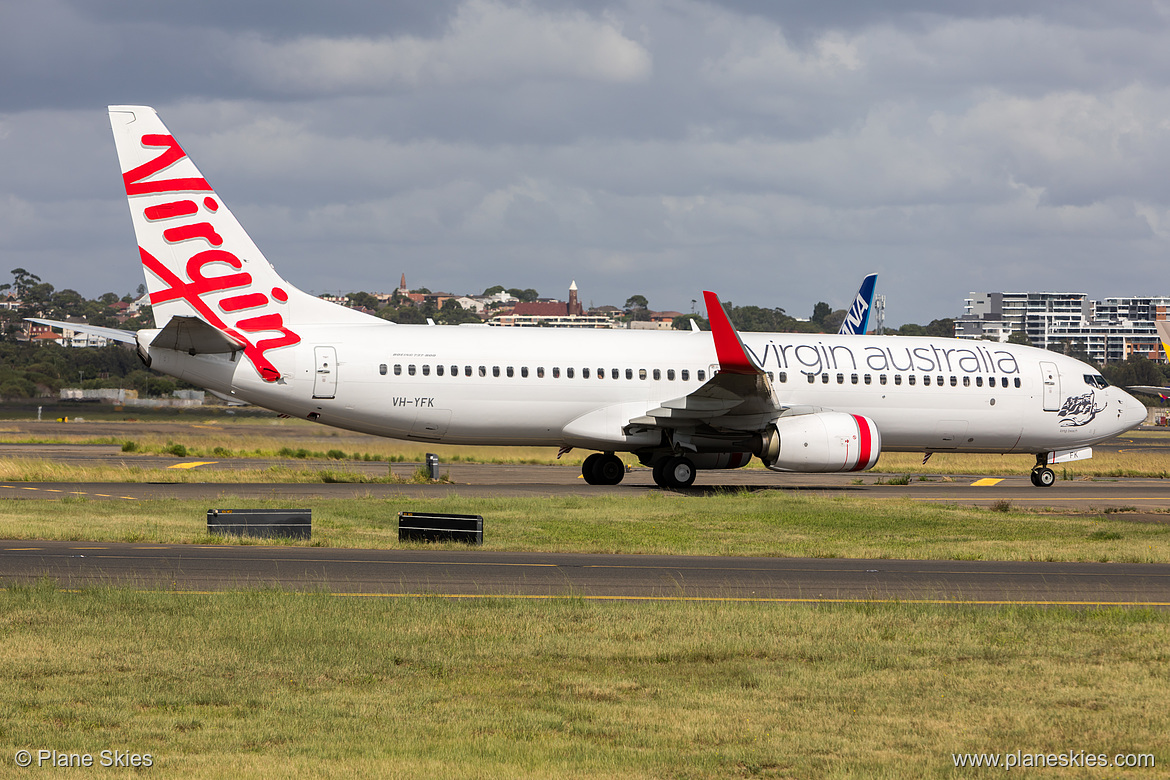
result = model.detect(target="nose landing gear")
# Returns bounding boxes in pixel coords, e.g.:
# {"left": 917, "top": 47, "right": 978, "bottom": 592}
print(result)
{"left": 1030, "top": 454, "right": 1055, "bottom": 487}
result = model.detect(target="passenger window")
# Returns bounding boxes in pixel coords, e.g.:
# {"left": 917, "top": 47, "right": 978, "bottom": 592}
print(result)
{"left": 638, "top": 369, "right": 647, "bottom": 380}
{"left": 653, "top": 369, "right": 661, "bottom": 380}
{"left": 479, "top": 366, "right": 486, "bottom": 377}
{"left": 408, "top": 365, "right": 416, "bottom": 376}
{"left": 1014, "top": 377, "right": 1021, "bottom": 388}
{"left": 851, "top": 373, "right": 858, "bottom": 385}
{"left": 464, "top": 366, "right": 472, "bottom": 377}
{"left": 822, "top": 373, "right": 829, "bottom": 384}
{"left": 583, "top": 368, "right": 591, "bottom": 379}
{"left": 379, "top": 363, "right": 387, "bottom": 376}
{"left": 697, "top": 370, "right": 706, "bottom": 381}
{"left": 879, "top": 374, "right": 887, "bottom": 385}
{"left": 553, "top": 367, "right": 560, "bottom": 378}
{"left": 837, "top": 373, "right": 844, "bottom": 384}
{"left": 612, "top": 368, "right": 619, "bottom": 380}
{"left": 681, "top": 369, "right": 690, "bottom": 381}
{"left": 950, "top": 376, "right": 957, "bottom": 387}
{"left": 493, "top": 366, "right": 500, "bottom": 377}
{"left": 976, "top": 376, "right": 983, "bottom": 387}
{"left": 937, "top": 376, "right": 943, "bottom": 386}
{"left": 808, "top": 374, "right": 816, "bottom": 384}
{"left": 908, "top": 375, "right": 916, "bottom": 385}
{"left": 567, "top": 367, "right": 575, "bottom": 379}
{"left": 436, "top": 365, "right": 444, "bottom": 376}
{"left": 597, "top": 368, "right": 604, "bottom": 379}
{"left": 923, "top": 375, "right": 931, "bottom": 386}
{"left": 778, "top": 371, "right": 786, "bottom": 383}
{"left": 451, "top": 365, "right": 457, "bottom": 376}
{"left": 506, "top": 366, "right": 513, "bottom": 378}
{"left": 894, "top": 375, "right": 902, "bottom": 386}
{"left": 963, "top": 376, "right": 970, "bottom": 387}
{"left": 394, "top": 364, "right": 402, "bottom": 375}
{"left": 626, "top": 368, "right": 634, "bottom": 379}
{"left": 521, "top": 367, "right": 529, "bottom": 378}
{"left": 667, "top": 369, "right": 675, "bottom": 381}
{"left": 864, "top": 374, "right": 871, "bottom": 385}
{"left": 537, "top": 367, "right": 544, "bottom": 378}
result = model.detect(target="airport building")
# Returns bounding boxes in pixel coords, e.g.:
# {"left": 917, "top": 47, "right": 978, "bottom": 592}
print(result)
{"left": 956, "top": 292, "right": 1167, "bottom": 364}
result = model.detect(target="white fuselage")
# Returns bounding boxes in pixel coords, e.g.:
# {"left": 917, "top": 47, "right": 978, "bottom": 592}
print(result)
{"left": 141, "top": 323, "right": 1147, "bottom": 456}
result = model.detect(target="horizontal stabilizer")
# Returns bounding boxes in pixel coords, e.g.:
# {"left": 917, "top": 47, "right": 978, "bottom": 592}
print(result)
{"left": 151, "top": 315, "right": 244, "bottom": 355}
{"left": 26, "top": 318, "right": 137, "bottom": 344}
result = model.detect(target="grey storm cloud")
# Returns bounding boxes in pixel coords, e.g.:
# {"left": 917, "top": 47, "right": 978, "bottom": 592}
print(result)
{"left": 3, "top": 0, "right": 1170, "bottom": 323}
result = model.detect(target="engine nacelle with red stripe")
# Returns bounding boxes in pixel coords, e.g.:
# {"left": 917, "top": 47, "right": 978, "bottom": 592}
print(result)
{"left": 759, "top": 413, "right": 881, "bottom": 473}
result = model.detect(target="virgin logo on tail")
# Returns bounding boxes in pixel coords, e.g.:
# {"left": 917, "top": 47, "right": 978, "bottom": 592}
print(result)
{"left": 125, "top": 134, "right": 300, "bottom": 382}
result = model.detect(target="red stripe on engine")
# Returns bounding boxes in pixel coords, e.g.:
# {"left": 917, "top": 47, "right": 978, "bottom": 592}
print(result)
{"left": 851, "top": 415, "right": 871, "bottom": 471}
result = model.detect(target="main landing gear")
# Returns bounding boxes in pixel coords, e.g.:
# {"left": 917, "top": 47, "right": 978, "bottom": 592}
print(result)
{"left": 582, "top": 452, "right": 626, "bottom": 485}
{"left": 652, "top": 456, "right": 696, "bottom": 489}
{"left": 1030, "top": 454, "right": 1055, "bottom": 487}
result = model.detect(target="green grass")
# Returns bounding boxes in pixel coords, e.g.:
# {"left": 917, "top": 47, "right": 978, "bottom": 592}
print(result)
{"left": 1, "top": 493, "right": 1167, "bottom": 562}
{"left": 0, "top": 584, "right": 1165, "bottom": 779}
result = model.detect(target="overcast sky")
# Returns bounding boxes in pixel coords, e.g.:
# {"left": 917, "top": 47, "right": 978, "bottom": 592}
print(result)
{"left": 3, "top": 0, "right": 1170, "bottom": 325}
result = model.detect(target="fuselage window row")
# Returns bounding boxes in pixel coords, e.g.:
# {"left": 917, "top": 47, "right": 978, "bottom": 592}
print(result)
{"left": 379, "top": 364, "right": 1023, "bottom": 390}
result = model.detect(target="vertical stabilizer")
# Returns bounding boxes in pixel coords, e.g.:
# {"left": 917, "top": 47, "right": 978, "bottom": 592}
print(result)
{"left": 108, "top": 106, "right": 375, "bottom": 381}
{"left": 838, "top": 273, "right": 877, "bottom": 335}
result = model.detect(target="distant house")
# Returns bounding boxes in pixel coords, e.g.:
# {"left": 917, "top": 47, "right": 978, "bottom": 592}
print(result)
{"left": 490, "top": 282, "right": 617, "bottom": 328}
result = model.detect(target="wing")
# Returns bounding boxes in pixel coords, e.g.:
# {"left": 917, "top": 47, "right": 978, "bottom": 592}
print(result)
{"left": 629, "top": 291, "right": 789, "bottom": 433}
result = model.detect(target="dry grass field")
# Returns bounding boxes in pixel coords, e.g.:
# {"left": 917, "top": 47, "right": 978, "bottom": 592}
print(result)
{"left": 1, "top": 410, "right": 1169, "bottom": 478}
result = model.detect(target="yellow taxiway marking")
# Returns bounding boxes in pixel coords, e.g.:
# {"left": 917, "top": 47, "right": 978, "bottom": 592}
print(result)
{"left": 971, "top": 478, "right": 1004, "bottom": 486}
{"left": 5, "top": 547, "right": 42, "bottom": 551}
{"left": 70, "top": 547, "right": 108, "bottom": 550}
{"left": 167, "top": 461, "right": 219, "bottom": 470}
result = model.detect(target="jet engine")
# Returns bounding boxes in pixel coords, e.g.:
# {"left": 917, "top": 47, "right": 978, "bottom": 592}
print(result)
{"left": 757, "top": 412, "right": 881, "bottom": 473}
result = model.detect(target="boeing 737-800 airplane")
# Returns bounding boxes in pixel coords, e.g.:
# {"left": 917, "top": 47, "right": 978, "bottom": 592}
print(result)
{"left": 33, "top": 107, "right": 1148, "bottom": 489}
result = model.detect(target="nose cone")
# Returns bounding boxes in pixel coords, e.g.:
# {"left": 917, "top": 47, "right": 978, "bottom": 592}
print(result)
{"left": 1116, "top": 388, "right": 1148, "bottom": 432}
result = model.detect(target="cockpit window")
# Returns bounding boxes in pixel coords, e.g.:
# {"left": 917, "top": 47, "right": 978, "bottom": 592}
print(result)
{"left": 1084, "top": 374, "right": 1109, "bottom": 389}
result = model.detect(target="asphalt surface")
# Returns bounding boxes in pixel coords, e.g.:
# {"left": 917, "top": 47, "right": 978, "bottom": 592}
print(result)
{"left": 2, "top": 436, "right": 1169, "bottom": 605}
{"left": 2, "top": 540, "right": 1167, "bottom": 606}
{"left": 4, "top": 461, "right": 1170, "bottom": 512}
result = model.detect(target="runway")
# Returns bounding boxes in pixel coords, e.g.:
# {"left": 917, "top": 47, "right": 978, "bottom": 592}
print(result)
{"left": 2, "top": 540, "right": 1168, "bottom": 606}
{"left": 5, "top": 463, "right": 1170, "bottom": 512}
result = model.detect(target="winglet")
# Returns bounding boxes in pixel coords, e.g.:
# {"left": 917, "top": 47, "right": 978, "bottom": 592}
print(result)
{"left": 703, "top": 291, "right": 762, "bottom": 375}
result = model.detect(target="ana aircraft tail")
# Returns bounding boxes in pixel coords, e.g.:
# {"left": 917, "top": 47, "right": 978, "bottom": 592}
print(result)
{"left": 838, "top": 273, "right": 877, "bottom": 335}
{"left": 107, "top": 106, "right": 374, "bottom": 381}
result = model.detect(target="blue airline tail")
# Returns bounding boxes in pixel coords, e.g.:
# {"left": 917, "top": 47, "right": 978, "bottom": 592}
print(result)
{"left": 837, "top": 273, "right": 878, "bottom": 335}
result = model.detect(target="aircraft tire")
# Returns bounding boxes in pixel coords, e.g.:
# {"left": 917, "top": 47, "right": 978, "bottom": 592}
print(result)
{"left": 595, "top": 454, "right": 626, "bottom": 485}
{"left": 651, "top": 459, "right": 669, "bottom": 488}
{"left": 661, "top": 456, "right": 697, "bottom": 489}
{"left": 582, "top": 453, "right": 604, "bottom": 485}
{"left": 1032, "top": 467, "right": 1056, "bottom": 487}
